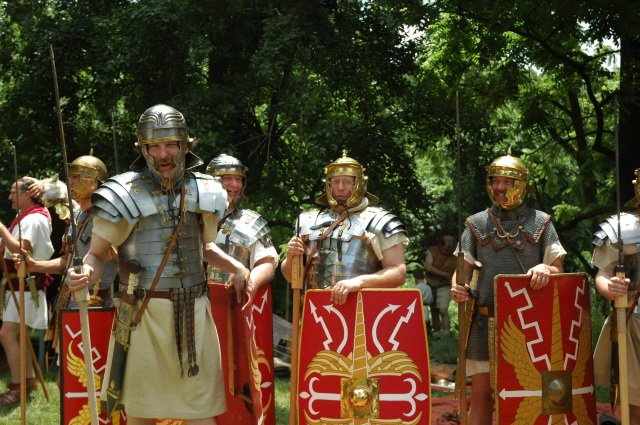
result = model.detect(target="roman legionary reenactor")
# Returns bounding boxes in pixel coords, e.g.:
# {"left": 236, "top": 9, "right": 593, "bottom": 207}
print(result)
{"left": 282, "top": 151, "right": 431, "bottom": 424}
{"left": 206, "top": 154, "right": 279, "bottom": 425}
{"left": 67, "top": 104, "right": 248, "bottom": 424}
{"left": 451, "top": 150, "right": 567, "bottom": 425}
{"left": 592, "top": 167, "right": 640, "bottom": 424}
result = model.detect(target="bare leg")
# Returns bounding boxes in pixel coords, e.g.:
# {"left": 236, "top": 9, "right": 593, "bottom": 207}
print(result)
{"left": 440, "top": 307, "right": 450, "bottom": 333}
{"left": 0, "top": 321, "right": 36, "bottom": 384}
{"left": 468, "top": 372, "right": 493, "bottom": 425}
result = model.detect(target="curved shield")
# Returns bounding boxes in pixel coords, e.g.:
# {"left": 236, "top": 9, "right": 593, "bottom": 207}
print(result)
{"left": 60, "top": 307, "right": 122, "bottom": 424}
{"left": 210, "top": 282, "right": 265, "bottom": 424}
{"left": 297, "top": 289, "right": 431, "bottom": 424}
{"left": 494, "top": 273, "right": 597, "bottom": 424}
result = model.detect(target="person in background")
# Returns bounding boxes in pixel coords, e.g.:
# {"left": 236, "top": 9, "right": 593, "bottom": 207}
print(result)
{"left": 413, "top": 268, "right": 433, "bottom": 334}
{"left": 425, "top": 235, "right": 456, "bottom": 334}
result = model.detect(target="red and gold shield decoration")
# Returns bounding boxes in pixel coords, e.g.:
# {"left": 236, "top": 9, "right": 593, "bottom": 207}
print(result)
{"left": 297, "top": 289, "right": 431, "bottom": 425}
{"left": 60, "top": 308, "right": 121, "bottom": 424}
{"left": 251, "top": 284, "right": 275, "bottom": 425}
{"left": 494, "top": 273, "right": 596, "bottom": 424}
{"left": 210, "top": 282, "right": 266, "bottom": 425}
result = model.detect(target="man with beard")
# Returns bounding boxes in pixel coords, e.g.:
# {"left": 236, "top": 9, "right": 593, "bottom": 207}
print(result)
{"left": 69, "top": 104, "right": 248, "bottom": 424}
{"left": 450, "top": 151, "right": 566, "bottom": 425}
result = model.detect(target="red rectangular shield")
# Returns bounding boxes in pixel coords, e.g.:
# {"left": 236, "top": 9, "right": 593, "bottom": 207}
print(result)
{"left": 297, "top": 289, "right": 431, "bottom": 424}
{"left": 494, "top": 273, "right": 597, "bottom": 424}
{"left": 60, "top": 307, "right": 121, "bottom": 424}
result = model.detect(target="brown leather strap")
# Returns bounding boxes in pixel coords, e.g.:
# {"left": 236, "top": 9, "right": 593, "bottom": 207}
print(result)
{"left": 474, "top": 306, "right": 494, "bottom": 317}
{"left": 302, "top": 211, "right": 351, "bottom": 282}
{"left": 131, "top": 185, "right": 186, "bottom": 326}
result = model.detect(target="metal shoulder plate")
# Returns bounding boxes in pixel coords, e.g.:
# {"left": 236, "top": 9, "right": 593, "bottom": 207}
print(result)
{"left": 593, "top": 212, "right": 640, "bottom": 246}
{"left": 193, "top": 171, "right": 227, "bottom": 219}
{"left": 297, "top": 207, "right": 406, "bottom": 239}
{"left": 218, "top": 209, "right": 273, "bottom": 248}
{"left": 362, "top": 206, "right": 406, "bottom": 238}
{"left": 92, "top": 171, "right": 226, "bottom": 224}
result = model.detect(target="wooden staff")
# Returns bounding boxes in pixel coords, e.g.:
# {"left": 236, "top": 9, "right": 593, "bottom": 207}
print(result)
{"left": 613, "top": 122, "right": 629, "bottom": 425}
{"left": 10, "top": 144, "right": 27, "bottom": 424}
{"left": 49, "top": 44, "right": 98, "bottom": 425}
{"left": 288, "top": 225, "right": 303, "bottom": 425}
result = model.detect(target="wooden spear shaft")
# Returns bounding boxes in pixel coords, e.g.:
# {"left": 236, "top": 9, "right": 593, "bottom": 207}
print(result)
{"left": 288, "top": 253, "right": 303, "bottom": 425}
{"left": 614, "top": 266, "right": 629, "bottom": 425}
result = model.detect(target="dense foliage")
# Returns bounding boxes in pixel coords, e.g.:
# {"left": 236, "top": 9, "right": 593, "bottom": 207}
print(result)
{"left": 1, "top": 1, "right": 638, "bottom": 317}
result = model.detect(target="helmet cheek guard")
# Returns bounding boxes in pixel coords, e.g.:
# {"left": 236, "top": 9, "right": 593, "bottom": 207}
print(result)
{"left": 68, "top": 153, "right": 108, "bottom": 201}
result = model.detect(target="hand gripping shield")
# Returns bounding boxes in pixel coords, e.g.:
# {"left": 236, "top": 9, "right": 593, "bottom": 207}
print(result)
{"left": 493, "top": 273, "right": 597, "bottom": 424}
{"left": 296, "top": 289, "right": 431, "bottom": 424}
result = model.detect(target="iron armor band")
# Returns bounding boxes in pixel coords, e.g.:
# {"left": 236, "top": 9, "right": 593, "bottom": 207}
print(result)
{"left": 208, "top": 208, "right": 274, "bottom": 282}
{"left": 298, "top": 206, "right": 406, "bottom": 289}
{"left": 92, "top": 170, "right": 227, "bottom": 290}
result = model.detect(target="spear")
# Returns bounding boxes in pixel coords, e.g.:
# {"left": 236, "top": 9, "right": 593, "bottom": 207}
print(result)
{"left": 612, "top": 121, "right": 629, "bottom": 424}
{"left": 11, "top": 145, "right": 27, "bottom": 424}
{"left": 49, "top": 44, "right": 99, "bottom": 425}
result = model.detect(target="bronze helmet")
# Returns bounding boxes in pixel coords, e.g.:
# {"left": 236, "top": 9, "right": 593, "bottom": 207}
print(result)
{"left": 317, "top": 151, "right": 378, "bottom": 209}
{"left": 624, "top": 168, "right": 640, "bottom": 208}
{"left": 68, "top": 152, "right": 108, "bottom": 201}
{"left": 485, "top": 149, "right": 528, "bottom": 210}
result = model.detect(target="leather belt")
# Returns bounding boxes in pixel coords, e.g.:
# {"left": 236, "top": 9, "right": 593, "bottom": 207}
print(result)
{"left": 94, "top": 289, "right": 111, "bottom": 299}
{"left": 475, "top": 306, "right": 494, "bottom": 317}
{"left": 133, "top": 288, "right": 172, "bottom": 300}
{"left": 129, "top": 281, "right": 208, "bottom": 300}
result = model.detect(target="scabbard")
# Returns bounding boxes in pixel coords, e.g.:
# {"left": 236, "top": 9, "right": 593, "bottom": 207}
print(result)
{"left": 102, "top": 296, "right": 137, "bottom": 416}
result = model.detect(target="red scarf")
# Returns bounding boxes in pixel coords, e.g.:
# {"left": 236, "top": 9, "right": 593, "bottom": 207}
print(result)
{"left": 8, "top": 204, "right": 51, "bottom": 233}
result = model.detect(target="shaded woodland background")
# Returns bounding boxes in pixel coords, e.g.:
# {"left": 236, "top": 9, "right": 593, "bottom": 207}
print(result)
{"left": 1, "top": 1, "right": 639, "bottom": 317}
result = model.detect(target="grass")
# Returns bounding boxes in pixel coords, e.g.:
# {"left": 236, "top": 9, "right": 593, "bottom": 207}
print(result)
{"left": 0, "top": 367, "right": 60, "bottom": 425}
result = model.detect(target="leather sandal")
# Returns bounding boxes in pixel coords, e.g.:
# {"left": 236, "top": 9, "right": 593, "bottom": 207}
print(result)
{"left": 0, "top": 378, "right": 37, "bottom": 405}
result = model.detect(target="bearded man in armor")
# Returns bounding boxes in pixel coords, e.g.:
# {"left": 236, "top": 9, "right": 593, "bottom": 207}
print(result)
{"left": 206, "top": 154, "right": 278, "bottom": 298}
{"left": 450, "top": 151, "right": 566, "bottom": 425}
{"left": 592, "top": 167, "right": 640, "bottom": 425}
{"left": 68, "top": 105, "right": 248, "bottom": 425}
{"left": 281, "top": 151, "right": 408, "bottom": 304}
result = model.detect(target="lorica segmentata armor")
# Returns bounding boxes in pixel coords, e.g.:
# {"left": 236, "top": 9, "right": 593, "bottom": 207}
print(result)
{"left": 208, "top": 209, "right": 274, "bottom": 282}
{"left": 92, "top": 171, "right": 227, "bottom": 290}
{"left": 299, "top": 206, "right": 406, "bottom": 289}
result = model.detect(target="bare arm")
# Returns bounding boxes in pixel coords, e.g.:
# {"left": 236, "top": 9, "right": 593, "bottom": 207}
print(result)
{"left": 248, "top": 256, "right": 277, "bottom": 299}
{"left": 526, "top": 257, "right": 563, "bottom": 290}
{"left": 204, "top": 242, "right": 249, "bottom": 302}
{"left": 425, "top": 250, "right": 451, "bottom": 278}
{"left": 67, "top": 234, "right": 111, "bottom": 292}
{"left": 281, "top": 235, "right": 304, "bottom": 283}
{"left": 595, "top": 262, "right": 630, "bottom": 301}
{"left": 450, "top": 259, "right": 474, "bottom": 303}
{"left": 330, "top": 243, "right": 407, "bottom": 305}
